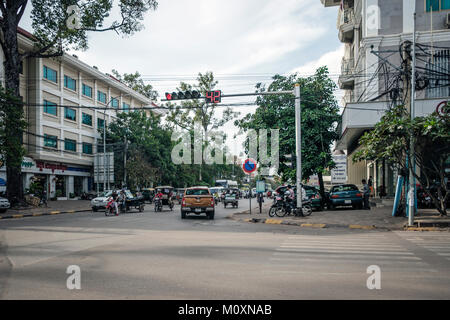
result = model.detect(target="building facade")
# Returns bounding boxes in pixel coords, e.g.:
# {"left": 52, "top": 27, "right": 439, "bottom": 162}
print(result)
{"left": 321, "top": 0, "right": 450, "bottom": 196}
{"left": 0, "top": 27, "right": 162, "bottom": 199}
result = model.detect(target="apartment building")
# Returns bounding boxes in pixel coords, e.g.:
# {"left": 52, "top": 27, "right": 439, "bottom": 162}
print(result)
{"left": 321, "top": 0, "right": 450, "bottom": 196}
{"left": 0, "top": 27, "right": 162, "bottom": 199}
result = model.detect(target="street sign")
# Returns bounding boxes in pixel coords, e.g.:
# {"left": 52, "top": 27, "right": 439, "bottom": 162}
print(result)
{"left": 256, "top": 181, "right": 265, "bottom": 193}
{"left": 242, "top": 158, "right": 257, "bottom": 174}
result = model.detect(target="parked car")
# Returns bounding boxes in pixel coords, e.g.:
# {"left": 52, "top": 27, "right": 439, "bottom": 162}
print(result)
{"left": 91, "top": 189, "right": 138, "bottom": 212}
{"left": 274, "top": 185, "right": 323, "bottom": 211}
{"left": 328, "top": 184, "right": 363, "bottom": 210}
{"left": 0, "top": 196, "right": 11, "bottom": 213}
{"left": 181, "top": 186, "right": 215, "bottom": 219}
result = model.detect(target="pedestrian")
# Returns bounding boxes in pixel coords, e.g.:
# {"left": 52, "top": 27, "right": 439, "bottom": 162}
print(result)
{"left": 257, "top": 192, "right": 264, "bottom": 214}
{"left": 362, "top": 179, "right": 371, "bottom": 210}
{"left": 368, "top": 176, "right": 374, "bottom": 197}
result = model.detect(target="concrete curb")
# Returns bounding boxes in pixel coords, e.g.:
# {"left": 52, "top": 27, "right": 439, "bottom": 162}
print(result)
{"left": 0, "top": 208, "right": 92, "bottom": 220}
{"left": 227, "top": 212, "right": 448, "bottom": 232}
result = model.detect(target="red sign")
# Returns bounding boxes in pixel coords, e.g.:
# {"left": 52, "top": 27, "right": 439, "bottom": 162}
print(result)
{"left": 205, "top": 90, "right": 221, "bottom": 103}
{"left": 36, "top": 161, "right": 67, "bottom": 173}
{"left": 436, "top": 101, "right": 449, "bottom": 118}
{"left": 242, "top": 158, "right": 257, "bottom": 174}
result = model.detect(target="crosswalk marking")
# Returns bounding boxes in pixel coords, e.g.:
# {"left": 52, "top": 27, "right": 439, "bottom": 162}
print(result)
{"left": 394, "top": 231, "right": 450, "bottom": 261}
{"left": 262, "top": 233, "right": 438, "bottom": 274}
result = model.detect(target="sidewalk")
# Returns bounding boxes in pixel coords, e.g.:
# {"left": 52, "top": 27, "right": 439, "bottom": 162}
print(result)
{"left": 0, "top": 200, "right": 92, "bottom": 220}
{"left": 229, "top": 203, "right": 450, "bottom": 231}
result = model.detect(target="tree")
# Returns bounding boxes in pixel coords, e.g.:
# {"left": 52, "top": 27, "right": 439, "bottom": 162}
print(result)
{"left": 111, "top": 70, "right": 158, "bottom": 101}
{"left": 235, "top": 67, "right": 340, "bottom": 197}
{"left": 0, "top": 0, "right": 158, "bottom": 203}
{"left": 105, "top": 110, "right": 176, "bottom": 188}
{"left": 353, "top": 104, "right": 450, "bottom": 216}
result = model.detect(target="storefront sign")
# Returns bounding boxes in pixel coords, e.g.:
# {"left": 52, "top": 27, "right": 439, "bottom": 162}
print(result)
{"left": 36, "top": 161, "right": 67, "bottom": 173}
{"left": 331, "top": 154, "right": 347, "bottom": 184}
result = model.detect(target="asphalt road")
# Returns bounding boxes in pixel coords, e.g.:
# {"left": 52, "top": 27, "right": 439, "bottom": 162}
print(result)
{"left": 0, "top": 198, "right": 449, "bottom": 299}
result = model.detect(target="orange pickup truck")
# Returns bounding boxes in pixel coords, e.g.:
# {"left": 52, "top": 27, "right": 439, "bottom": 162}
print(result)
{"left": 181, "top": 186, "right": 215, "bottom": 220}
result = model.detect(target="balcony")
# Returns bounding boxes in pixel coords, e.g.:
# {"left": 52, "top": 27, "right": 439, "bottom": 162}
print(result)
{"left": 337, "top": 9, "right": 355, "bottom": 43}
{"left": 338, "top": 58, "right": 355, "bottom": 90}
{"left": 336, "top": 99, "right": 443, "bottom": 151}
{"left": 320, "top": 0, "right": 341, "bottom": 7}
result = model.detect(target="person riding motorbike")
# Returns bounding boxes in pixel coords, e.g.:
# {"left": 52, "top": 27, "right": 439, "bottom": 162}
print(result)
{"left": 110, "top": 190, "right": 119, "bottom": 215}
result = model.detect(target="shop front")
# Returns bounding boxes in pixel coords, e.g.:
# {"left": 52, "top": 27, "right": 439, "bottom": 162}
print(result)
{"left": 0, "top": 157, "right": 92, "bottom": 199}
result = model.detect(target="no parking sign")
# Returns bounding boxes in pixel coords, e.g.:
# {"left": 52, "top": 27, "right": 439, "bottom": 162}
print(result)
{"left": 242, "top": 158, "right": 257, "bottom": 174}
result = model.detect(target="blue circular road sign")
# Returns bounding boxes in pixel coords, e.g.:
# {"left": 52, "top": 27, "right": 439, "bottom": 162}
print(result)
{"left": 242, "top": 158, "right": 257, "bottom": 174}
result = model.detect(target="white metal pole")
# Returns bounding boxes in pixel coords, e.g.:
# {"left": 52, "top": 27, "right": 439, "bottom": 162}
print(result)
{"left": 294, "top": 83, "right": 302, "bottom": 212}
{"left": 408, "top": 11, "right": 417, "bottom": 227}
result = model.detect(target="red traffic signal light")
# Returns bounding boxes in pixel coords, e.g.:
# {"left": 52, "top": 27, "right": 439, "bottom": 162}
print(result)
{"left": 164, "top": 90, "right": 201, "bottom": 101}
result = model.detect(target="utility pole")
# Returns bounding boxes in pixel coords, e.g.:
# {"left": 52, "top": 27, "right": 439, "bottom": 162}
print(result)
{"left": 123, "top": 135, "right": 128, "bottom": 188}
{"left": 294, "top": 83, "right": 302, "bottom": 214}
{"left": 408, "top": 12, "right": 417, "bottom": 227}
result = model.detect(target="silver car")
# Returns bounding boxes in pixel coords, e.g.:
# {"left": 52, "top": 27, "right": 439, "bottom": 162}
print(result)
{"left": 0, "top": 197, "right": 11, "bottom": 213}
{"left": 90, "top": 190, "right": 113, "bottom": 211}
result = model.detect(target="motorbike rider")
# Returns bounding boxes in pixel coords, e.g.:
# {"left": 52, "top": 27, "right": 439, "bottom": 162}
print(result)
{"left": 118, "top": 189, "right": 127, "bottom": 212}
{"left": 111, "top": 190, "right": 119, "bottom": 215}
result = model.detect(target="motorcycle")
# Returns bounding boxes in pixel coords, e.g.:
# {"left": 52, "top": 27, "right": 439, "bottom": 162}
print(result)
{"left": 154, "top": 197, "right": 163, "bottom": 212}
{"left": 268, "top": 192, "right": 312, "bottom": 217}
{"left": 105, "top": 197, "right": 119, "bottom": 216}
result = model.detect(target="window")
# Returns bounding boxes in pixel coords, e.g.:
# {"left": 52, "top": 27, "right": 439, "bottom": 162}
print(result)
{"left": 122, "top": 102, "right": 130, "bottom": 113}
{"left": 97, "top": 90, "right": 107, "bottom": 104}
{"left": 82, "top": 142, "right": 93, "bottom": 154}
{"left": 43, "top": 100, "right": 57, "bottom": 116}
{"left": 111, "top": 97, "right": 119, "bottom": 108}
{"left": 43, "top": 65, "right": 57, "bottom": 83}
{"left": 426, "top": 0, "right": 450, "bottom": 11}
{"left": 98, "top": 118, "right": 105, "bottom": 129}
{"left": 82, "top": 84, "right": 93, "bottom": 98}
{"left": 82, "top": 113, "right": 92, "bottom": 126}
{"left": 426, "top": 50, "right": 450, "bottom": 98}
{"left": 65, "top": 107, "right": 77, "bottom": 121}
{"left": 64, "top": 139, "right": 77, "bottom": 152}
{"left": 44, "top": 134, "right": 58, "bottom": 148}
{"left": 64, "top": 75, "right": 76, "bottom": 91}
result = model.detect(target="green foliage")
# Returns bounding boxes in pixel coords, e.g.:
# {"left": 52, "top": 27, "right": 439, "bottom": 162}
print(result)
{"left": 111, "top": 70, "right": 158, "bottom": 101}
{"left": 30, "top": 0, "right": 158, "bottom": 54}
{"left": 235, "top": 67, "right": 340, "bottom": 185}
{"left": 353, "top": 104, "right": 450, "bottom": 215}
{"left": 0, "top": 86, "right": 27, "bottom": 169}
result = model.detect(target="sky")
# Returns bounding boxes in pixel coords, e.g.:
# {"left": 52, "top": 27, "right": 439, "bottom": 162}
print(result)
{"left": 20, "top": 0, "right": 344, "bottom": 160}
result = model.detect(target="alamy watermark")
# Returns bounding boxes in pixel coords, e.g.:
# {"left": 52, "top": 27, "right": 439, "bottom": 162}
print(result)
{"left": 66, "top": 5, "right": 81, "bottom": 30}
{"left": 171, "top": 122, "right": 279, "bottom": 176}
{"left": 66, "top": 265, "right": 81, "bottom": 290}
{"left": 366, "top": 265, "right": 381, "bottom": 290}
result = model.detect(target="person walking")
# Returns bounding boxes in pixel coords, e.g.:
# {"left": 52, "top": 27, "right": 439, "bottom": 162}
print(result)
{"left": 257, "top": 192, "right": 264, "bottom": 214}
{"left": 362, "top": 179, "right": 371, "bottom": 210}
{"left": 368, "top": 176, "right": 374, "bottom": 197}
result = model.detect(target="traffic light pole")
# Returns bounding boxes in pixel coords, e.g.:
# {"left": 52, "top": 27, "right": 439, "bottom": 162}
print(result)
{"left": 294, "top": 84, "right": 302, "bottom": 214}
{"left": 162, "top": 88, "right": 302, "bottom": 213}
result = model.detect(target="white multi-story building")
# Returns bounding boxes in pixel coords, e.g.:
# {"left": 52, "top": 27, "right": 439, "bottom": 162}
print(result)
{"left": 321, "top": 0, "right": 450, "bottom": 196}
{"left": 0, "top": 27, "right": 162, "bottom": 199}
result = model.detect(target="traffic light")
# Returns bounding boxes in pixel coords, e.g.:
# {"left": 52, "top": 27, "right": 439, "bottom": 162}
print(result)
{"left": 164, "top": 90, "right": 200, "bottom": 101}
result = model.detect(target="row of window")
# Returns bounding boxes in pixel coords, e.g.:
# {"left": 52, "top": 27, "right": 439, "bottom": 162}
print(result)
{"left": 44, "top": 100, "right": 110, "bottom": 128}
{"left": 43, "top": 134, "right": 93, "bottom": 154}
{"left": 43, "top": 65, "right": 129, "bottom": 107}
{"left": 426, "top": 0, "right": 450, "bottom": 11}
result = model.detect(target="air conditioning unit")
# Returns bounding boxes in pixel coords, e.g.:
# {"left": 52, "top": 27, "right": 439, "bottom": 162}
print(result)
{"left": 446, "top": 12, "right": 450, "bottom": 28}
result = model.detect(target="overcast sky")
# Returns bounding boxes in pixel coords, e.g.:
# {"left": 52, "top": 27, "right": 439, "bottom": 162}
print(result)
{"left": 20, "top": 0, "right": 344, "bottom": 159}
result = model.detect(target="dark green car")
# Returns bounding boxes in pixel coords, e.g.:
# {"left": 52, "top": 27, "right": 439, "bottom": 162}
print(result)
{"left": 275, "top": 185, "right": 324, "bottom": 211}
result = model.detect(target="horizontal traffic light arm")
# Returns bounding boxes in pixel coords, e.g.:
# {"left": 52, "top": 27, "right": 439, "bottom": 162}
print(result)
{"left": 161, "top": 90, "right": 294, "bottom": 102}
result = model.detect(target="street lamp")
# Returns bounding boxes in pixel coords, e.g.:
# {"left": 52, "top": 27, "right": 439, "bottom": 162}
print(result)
{"left": 102, "top": 93, "right": 130, "bottom": 191}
